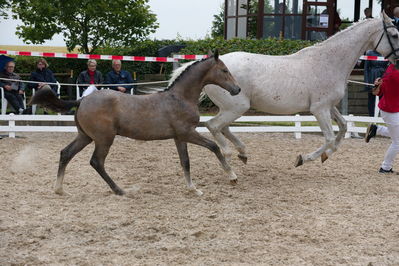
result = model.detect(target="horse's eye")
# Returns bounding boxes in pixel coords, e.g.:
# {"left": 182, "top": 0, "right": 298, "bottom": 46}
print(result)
{"left": 222, "top": 69, "right": 228, "bottom": 73}
{"left": 393, "top": 34, "right": 399, "bottom": 39}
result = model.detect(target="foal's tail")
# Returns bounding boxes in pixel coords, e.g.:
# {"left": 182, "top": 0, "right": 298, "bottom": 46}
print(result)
{"left": 29, "top": 87, "right": 80, "bottom": 113}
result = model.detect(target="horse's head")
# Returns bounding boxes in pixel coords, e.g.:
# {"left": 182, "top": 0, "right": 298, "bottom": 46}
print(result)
{"left": 204, "top": 49, "right": 241, "bottom": 96}
{"left": 374, "top": 11, "right": 399, "bottom": 63}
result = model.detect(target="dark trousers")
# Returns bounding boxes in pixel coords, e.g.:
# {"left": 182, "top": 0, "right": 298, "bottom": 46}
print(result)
{"left": 4, "top": 90, "right": 24, "bottom": 112}
{"left": 368, "top": 92, "right": 377, "bottom": 117}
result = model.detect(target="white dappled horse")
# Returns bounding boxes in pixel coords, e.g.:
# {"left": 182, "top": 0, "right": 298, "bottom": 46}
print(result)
{"left": 203, "top": 12, "right": 399, "bottom": 167}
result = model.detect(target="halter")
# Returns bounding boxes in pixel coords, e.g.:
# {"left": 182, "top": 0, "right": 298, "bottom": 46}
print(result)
{"left": 374, "top": 20, "right": 399, "bottom": 59}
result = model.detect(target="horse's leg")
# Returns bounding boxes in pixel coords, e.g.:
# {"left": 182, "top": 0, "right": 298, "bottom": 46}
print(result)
{"left": 90, "top": 136, "right": 124, "bottom": 195}
{"left": 221, "top": 126, "right": 248, "bottom": 164}
{"left": 322, "top": 106, "right": 348, "bottom": 161}
{"left": 205, "top": 97, "right": 249, "bottom": 163}
{"left": 55, "top": 133, "right": 92, "bottom": 195}
{"left": 174, "top": 139, "right": 203, "bottom": 196}
{"left": 182, "top": 130, "right": 238, "bottom": 183}
{"left": 295, "top": 109, "right": 335, "bottom": 167}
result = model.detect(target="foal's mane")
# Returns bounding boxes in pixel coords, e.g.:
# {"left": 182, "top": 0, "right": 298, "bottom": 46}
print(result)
{"left": 165, "top": 57, "right": 211, "bottom": 91}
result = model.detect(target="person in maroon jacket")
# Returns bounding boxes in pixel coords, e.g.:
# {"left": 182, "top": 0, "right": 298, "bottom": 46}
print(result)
{"left": 365, "top": 61, "right": 399, "bottom": 173}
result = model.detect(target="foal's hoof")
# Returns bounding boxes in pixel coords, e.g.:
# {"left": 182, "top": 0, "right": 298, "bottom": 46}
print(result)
{"left": 114, "top": 188, "right": 125, "bottom": 196}
{"left": 321, "top": 152, "right": 328, "bottom": 163}
{"left": 230, "top": 179, "right": 238, "bottom": 185}
{"left": 294, "top": 155, "right": 303, "bottom": 167}
{"left": 238, "top": 154, "right": 248, "bottom": 164}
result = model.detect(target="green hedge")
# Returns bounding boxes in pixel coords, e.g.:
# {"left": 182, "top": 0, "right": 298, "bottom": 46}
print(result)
{"left": 180, "top": 37, "right": 314, "bottom": 56}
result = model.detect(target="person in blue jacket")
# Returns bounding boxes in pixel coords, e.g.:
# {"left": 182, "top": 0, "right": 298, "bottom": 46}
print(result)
{"left": 105, "top": 60, "right": 136, "bottom": 94}
{"left": 28, "top": 58, "right": 58, "bottom": 94}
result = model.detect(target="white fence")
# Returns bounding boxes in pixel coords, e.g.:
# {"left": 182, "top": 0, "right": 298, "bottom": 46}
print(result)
{"left": 0, "top": 114, "right": 384, "bottom": 139}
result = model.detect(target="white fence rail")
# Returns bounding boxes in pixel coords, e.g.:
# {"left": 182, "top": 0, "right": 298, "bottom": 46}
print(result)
{"left": 0, "top": 114, "right": 384, "bottom": 139}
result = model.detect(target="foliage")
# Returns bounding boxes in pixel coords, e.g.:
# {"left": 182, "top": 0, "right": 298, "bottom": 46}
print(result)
{"left": 180, "top": 37, "right": 314, "bottom": 56}
{"left": 0, "top": 0, "right": 10, "bottom": 17}
{"left": 211, "top": 4, "right": 224, "bottom": 38}
{"left": 9, "top": 0, "right": 158, "bottom": 54}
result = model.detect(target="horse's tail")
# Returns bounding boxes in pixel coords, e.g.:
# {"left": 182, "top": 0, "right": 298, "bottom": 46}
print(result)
{"left": 29, "top": 87, "right": 80, "bottom": 113}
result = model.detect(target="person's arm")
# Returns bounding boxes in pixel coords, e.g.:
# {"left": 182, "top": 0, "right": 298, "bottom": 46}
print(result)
{"left": 48, "top": 69, "right": 58, "bottom": 91}
{"left": 77, "top": 72, "right": 87, "bottom": 91}
{"left": 372, "top": 78, "right": 382, "bottom": 96}
{"left": 28, "top": 72, "right": 39, "bottom": 90}
{"left": 105, "top": 72, "right": 116, "bottom": 90}
{"left": 97, "top": 71, "right": 104, "bottom": 90}
{"left": 123, "top": 71, "right": 134, "bottom": 91}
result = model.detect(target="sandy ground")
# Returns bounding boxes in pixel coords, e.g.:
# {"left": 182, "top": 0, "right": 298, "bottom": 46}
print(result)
{"left": 0, "top": 132, "right": 399, "bottom": 265}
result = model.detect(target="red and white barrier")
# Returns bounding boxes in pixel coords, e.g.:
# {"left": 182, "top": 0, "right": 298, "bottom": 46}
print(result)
{"left": 0, "top": 50, "right": 178, "bottom": 62}
{"left": 359, "top": 55, "right": 388, "bottom": 61}
{"left": 173, "top": 54, "right": 208, "bottom": 60}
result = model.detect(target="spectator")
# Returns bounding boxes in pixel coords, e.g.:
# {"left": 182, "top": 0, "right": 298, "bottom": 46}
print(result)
{"left": 77, "top": 59, "right": 103, "bottom": 97}
{"left": 28, "top": 58, "right": 58, "bottom": 94}
{"left": 363, "top": 50, "right": 388, "bottom": 116}
{"left": 393, "top": 7, "right": 399, "bottom": 30}
{"left": 364, "top": 7, "right": 373, "bottom": 19}
{"left": 0, "top": 61, "right": 29, "bottom": 114}
{"left": 365, "top": 60, "right": 399, "bottom": 173}
{"left": 105, "top": 60, "right": 135, "bottom": 94}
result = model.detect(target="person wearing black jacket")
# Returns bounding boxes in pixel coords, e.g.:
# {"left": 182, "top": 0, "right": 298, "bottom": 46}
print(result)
{"left": 77, "top": 59, "right": 103, "bottom": 97}
{"left": 28, "top": 58, "right": 58, "bottom": 93}
{"left": 0, "top": 61, "right": 28, "bottom": 114}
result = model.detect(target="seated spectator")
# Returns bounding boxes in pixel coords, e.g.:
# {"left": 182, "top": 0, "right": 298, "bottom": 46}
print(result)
{"left": 28, "top": 58, "right": 58, "bottom": 94}
{"left": 105, "top": 60, "right": 135, "bottom": 94}
{"left": 0, "top": 61, "right": 30, "bottom": 114}
{"left": 77, "top": 59, "right": 103, "bottom": 97}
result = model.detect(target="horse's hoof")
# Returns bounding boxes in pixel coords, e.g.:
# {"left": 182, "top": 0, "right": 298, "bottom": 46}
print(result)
{"left": 294, "top": 155, "right": 303, "bottom": 167}
{"left": 54, "top": 188, "right": 65, "bottom": 195}
{"left": 321, "top": 152, "right": 328, "bottom": 163}
{"left": 230, "top": 179, "right": 238, "bottom": 185}
{"left": 238, "top": 154, "right": 248, "bottom": 164}
{"left": 195, "top": 189, "right": 203, "bottom": 196}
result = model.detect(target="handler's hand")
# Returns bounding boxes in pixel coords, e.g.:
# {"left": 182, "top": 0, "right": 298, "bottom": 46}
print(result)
{"left": 374, "top": 77, "right": 382, "bottom": 86}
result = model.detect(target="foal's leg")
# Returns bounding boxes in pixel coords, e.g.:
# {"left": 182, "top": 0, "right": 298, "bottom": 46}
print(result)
{"left": 295, "top": 109, "right": 335, "bottom": 167}
{"left": 55, "top": 133, "right": 92, "bottom": 195}
{"left": 90, "top": 136, "right": 124, "bottom": 195}
{"left": 182, "top": 130, "right": 238, "bottom": 183}
{"left": 174, "top": 139, "right": 203, "bottom": 196}
{"left": 322, "top": 106, "right": 348, "bottom": 161}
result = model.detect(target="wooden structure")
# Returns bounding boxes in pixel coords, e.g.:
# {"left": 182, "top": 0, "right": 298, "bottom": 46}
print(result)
{"left": 225, "top": 0, "right": 399, "bottom": 40}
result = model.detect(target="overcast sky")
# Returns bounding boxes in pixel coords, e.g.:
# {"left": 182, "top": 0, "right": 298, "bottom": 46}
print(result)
{"left": 0, "top": 0, "right": 224, "bottom": 46}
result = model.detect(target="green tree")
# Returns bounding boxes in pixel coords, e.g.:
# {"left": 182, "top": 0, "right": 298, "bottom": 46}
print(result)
{"left": 9, "top": 0, "right": 158, "bottom": 53}
{"left": 211, "top": 4, "right": 224, "bottom": 38}
{"left": 0, "top": 0, "right": 10, "bottom": 17}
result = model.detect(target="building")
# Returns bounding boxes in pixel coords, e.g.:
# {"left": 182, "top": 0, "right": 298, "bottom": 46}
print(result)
{"left": 225, "top": 0, "right": 399, "bottom": 40}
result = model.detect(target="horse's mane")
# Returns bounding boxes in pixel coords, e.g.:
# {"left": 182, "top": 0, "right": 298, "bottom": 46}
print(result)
{"left": 165, "top": 57, "right": 210, "bottom": 91}
{"left": 297, "top": 18, "right": 378, "bottom": 54}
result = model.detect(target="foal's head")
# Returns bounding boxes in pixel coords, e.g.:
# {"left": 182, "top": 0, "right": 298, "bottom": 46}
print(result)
{"left": 204, "top": 50, "right": 241, "bottom": 96}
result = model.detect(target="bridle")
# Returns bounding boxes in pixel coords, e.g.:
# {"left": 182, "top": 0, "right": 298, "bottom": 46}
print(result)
{"left": 374, "top": 19, "right": 399, "bottom": 59}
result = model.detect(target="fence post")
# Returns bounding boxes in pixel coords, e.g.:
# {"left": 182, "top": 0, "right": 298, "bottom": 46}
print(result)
{"left": 295, "top": 114, "right": 301, "bottom": 139}
{"left": 345, "top": 114, "right": 353, "bottom": 139}
{"left": 9, "top": 113, "right": 15, "bottom": 138}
